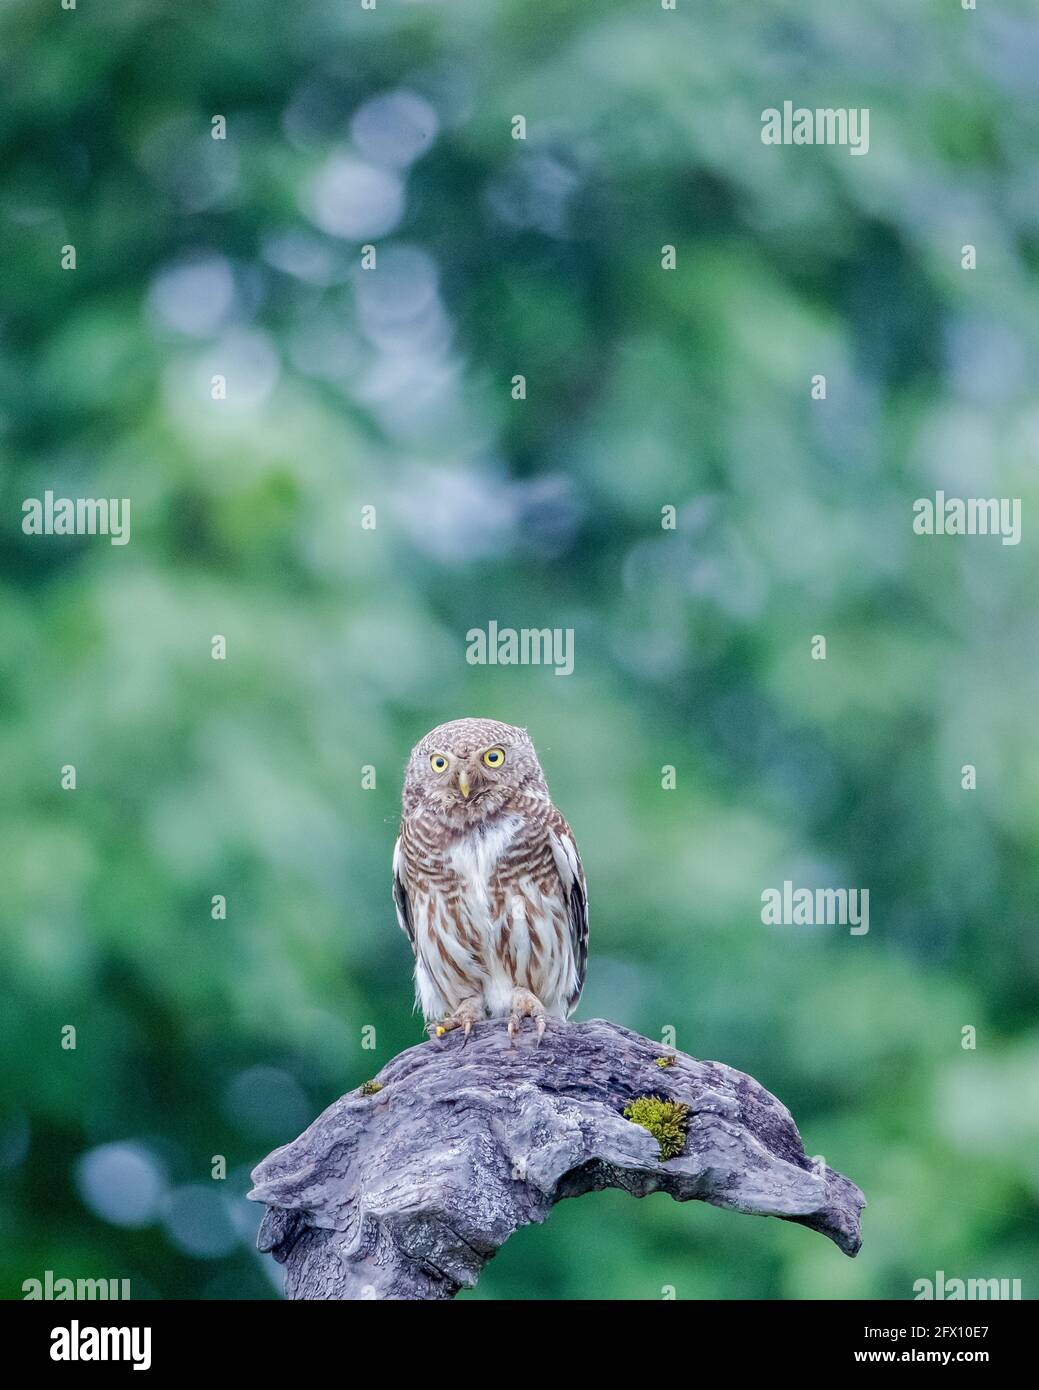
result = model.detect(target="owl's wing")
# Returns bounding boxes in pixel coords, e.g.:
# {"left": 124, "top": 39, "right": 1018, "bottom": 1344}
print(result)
{"left": 392, "top": 833, "right": 416, "bottom": 953}
{"left": 547, "top": 815, "right": 589, "bottom": 1014}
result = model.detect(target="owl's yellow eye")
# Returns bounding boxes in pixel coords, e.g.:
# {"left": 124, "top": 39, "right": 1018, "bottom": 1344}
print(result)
{"left": 430, "top": 754, "right": 449, "bottom": 773}
{"left": 482, "top": 747, "right": 506, "bottom": 768}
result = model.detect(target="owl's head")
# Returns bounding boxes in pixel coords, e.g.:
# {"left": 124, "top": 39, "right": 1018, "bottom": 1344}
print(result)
{"left": 402, "top": 717, "right": 548, "bottom": 827}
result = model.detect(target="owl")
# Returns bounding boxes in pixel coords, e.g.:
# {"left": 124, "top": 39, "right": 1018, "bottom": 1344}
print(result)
{"left": 392, "top": 717, "right": 588, "bottom": 1043}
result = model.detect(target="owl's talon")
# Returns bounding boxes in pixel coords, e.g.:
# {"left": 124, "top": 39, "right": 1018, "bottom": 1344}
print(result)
{"left": 508, "top": 988, "right": 547, "bottom": 1047}
{"left": 433, "top": 997, "right": 485, "bottom": 1043}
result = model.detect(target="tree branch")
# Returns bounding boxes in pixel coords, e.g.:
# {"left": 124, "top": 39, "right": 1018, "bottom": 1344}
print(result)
{"left": 248, "top": 1018, "right": 865, "bottom": 1299}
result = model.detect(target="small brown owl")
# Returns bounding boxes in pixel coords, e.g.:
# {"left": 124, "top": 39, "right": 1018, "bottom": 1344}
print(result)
{"left": 392, "top": 717, "right": 588, "bottom": 1042}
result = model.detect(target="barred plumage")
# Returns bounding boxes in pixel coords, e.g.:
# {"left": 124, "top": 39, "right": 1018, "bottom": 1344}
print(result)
{"left": 393, "top": 718, "right": 588, "bottom": 1041}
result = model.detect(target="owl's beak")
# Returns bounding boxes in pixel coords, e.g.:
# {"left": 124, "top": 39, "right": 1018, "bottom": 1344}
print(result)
{"left": 457, "top": 770, "right": 472, "bottom": 800}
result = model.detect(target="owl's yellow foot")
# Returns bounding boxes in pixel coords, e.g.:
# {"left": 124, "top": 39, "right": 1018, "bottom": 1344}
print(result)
{"left": 508, "top": 988, "right": 547, "bottom": 1046}
{"left": 431, "top": 997, "right": 485, "bottom": 1045}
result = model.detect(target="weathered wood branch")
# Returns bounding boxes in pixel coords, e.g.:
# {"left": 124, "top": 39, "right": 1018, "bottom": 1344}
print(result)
{"left": 248, "top": 1019, "right": 865, "bottom": 1299}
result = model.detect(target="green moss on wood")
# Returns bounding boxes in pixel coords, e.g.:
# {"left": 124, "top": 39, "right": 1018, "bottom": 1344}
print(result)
{"left": 623, "top": 1095, "right": 689, "bottom": 1160}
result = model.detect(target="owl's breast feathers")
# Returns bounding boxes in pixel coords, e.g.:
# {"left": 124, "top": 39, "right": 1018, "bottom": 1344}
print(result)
{"left": 392, "top": 805, "right": 588, "bottom": 1023}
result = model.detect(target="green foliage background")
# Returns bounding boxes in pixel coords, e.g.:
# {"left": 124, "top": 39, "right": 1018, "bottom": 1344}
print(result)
{"left": 2, "top": 0, "right": 1038, "bottom": 1300}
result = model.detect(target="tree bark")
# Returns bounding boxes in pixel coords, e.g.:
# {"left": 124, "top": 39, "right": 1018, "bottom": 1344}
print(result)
{"left": 248, "top": 1018, "right": 865, "bottom": 1299}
